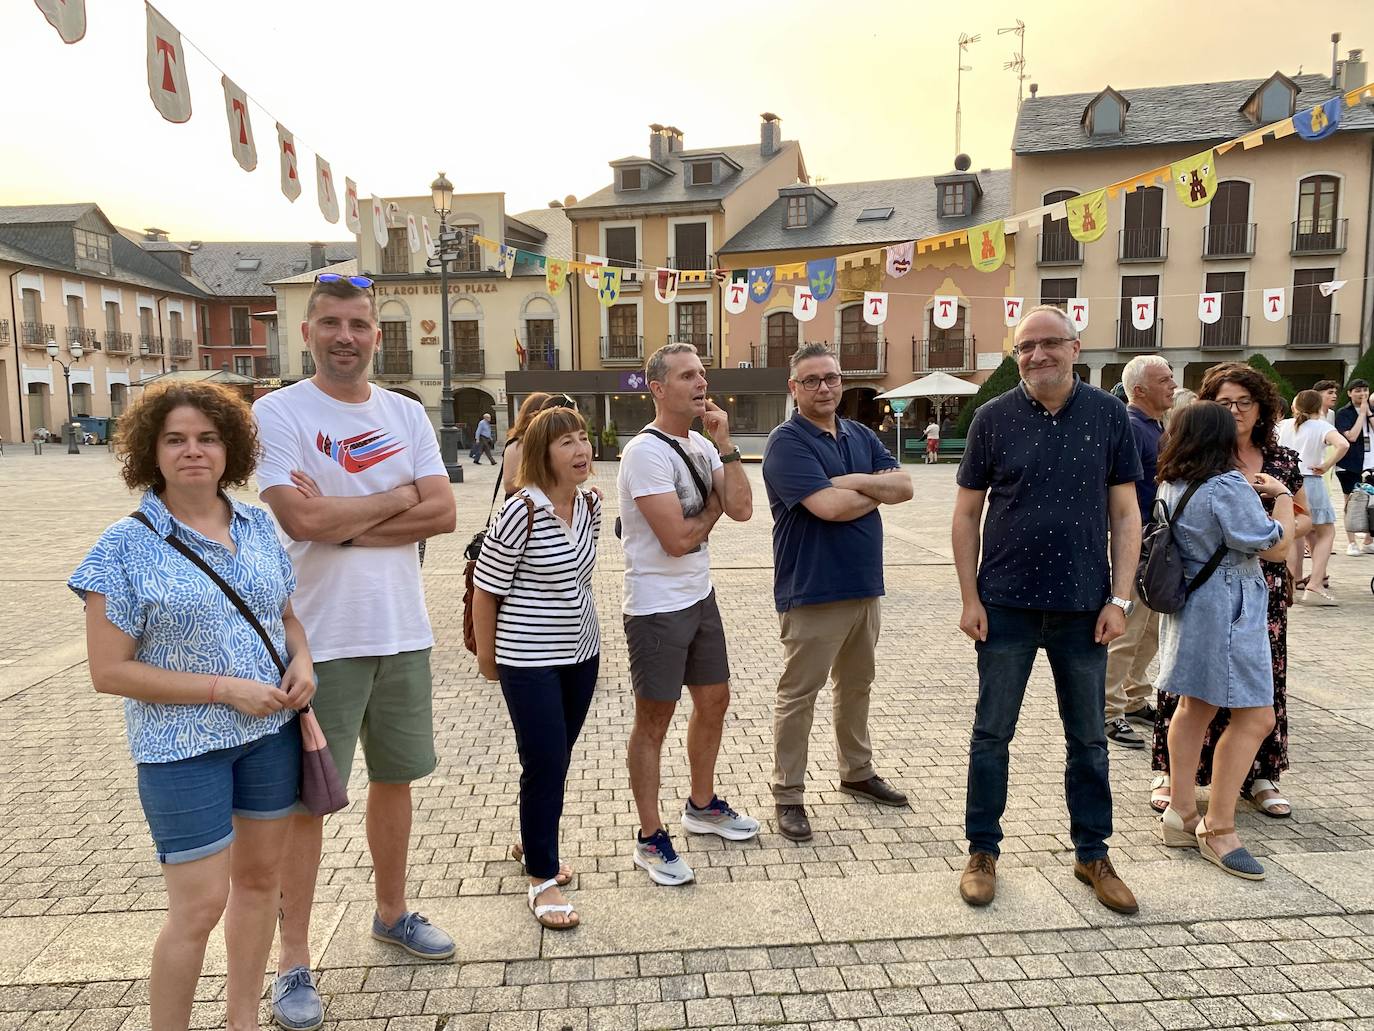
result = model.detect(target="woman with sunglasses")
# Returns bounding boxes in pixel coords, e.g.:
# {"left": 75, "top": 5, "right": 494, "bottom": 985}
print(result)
{"left": 502, "top": 393, "right": 577, "bottom": 498}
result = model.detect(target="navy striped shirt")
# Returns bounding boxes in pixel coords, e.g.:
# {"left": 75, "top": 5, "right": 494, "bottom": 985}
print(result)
{"left": 473, "top": 486, "right": 601, "bottom": 666}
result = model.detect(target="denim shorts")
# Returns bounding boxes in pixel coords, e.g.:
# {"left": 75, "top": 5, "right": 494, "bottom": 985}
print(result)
{"left": 136, "top": 717, "right": 301, "bottom": 865}
{"left": 1304, "top": 474, "right": 1337, "bottom": 525}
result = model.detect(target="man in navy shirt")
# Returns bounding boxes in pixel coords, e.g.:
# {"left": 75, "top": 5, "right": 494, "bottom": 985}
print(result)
{"left": 1103, "top": 355, "right": 1175, "bottom": 749}
{"left": 952, "top": 305, "right": 1142, "bottom": 915}
{"left": 762, "top": 343, "right": 913, "bottom": 842}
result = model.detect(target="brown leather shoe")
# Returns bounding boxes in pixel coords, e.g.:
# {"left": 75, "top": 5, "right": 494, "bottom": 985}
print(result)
{"left": 1073, "top": 856, "right": 1138, "bottom": 915}
{"left": 959, "top": 852, "right": 997, "bottom": 906}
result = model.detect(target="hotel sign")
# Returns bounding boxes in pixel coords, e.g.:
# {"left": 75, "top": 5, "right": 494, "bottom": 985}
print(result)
{"left": 376, "top": 283, "right": 497, "bottom": 296}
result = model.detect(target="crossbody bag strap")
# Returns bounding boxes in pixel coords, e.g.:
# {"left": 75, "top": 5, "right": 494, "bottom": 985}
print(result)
{"left": 640, "top": 427, "right": 712, "bottom": 506}
{"left": 128, "top": 510, "right": 287, "bottom": 675}
{"left": 1165, "top": 481, "right": 1227, "bottom": 596}
{"left": 486, "top": 454, "right": 506, "bottom": 527}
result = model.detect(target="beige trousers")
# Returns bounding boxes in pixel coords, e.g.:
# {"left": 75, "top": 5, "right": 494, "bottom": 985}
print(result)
{"left": 1103, "top": 584, "right": 1159, "bottom": 721}
{"left": 772, "top": 597, "right": 880, "bottom": 804}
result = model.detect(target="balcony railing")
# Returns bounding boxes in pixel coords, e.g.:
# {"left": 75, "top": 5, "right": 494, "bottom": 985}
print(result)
{"left": 1291, "top": 218, "right": 1348, "bottom": 255}
{"left": 170, "top": 337, "right": 193, "bottom": 360}
{"left": 0, "top": 319, "right": 8, "bottom": 343}
{"left": 21, "top": 321, "right": 53, "bottom": 347}
{"left": 140, "top": 334, "right": 165, "bottom": 356}
{"left": 373, "top": 350, "right": 413, "bottom": 378}
{"left": 526, "top": 346, "right": 559, "bottom": 371}
{"left": 913, "top": 336, "right": 976, "bottom": 373}
{"left": 1288, "top": 312, "right": 1341, "bottom": 348}
{"left": 669, "top": 332, "right": 713, "bottom": 359}
{"left": 1116, "top": 317, "right": 1164, "bottom": 350}
{"left": 254, "top": 355, "right": 280, "bottom": 378}
{"left": 453, "top": 348, "right": 484, "bottom": 377}
{"left": 104, "top": 330, "right": 132, "bottom": 354}
{"left": 1037, "top": 232, "right": 1081, "bottom": 265}
{"left": 1203, "top": 223, "right": 1256, "bottom": 258}
{"left": 300, "top": 350, "right": 317, "bottom": 376}
{"left": 666, "top": 253, "right": 716, "bottom": 272}
{"left": 600, "top": 334, "right": 643, "bottom": 364}
{"left": 231, "top": 327, "right": 253, "bottom": 348}
{"left": 839, "top": 341, "right": 886, "bottom": 376}
{"left": 66, "top": 326, "right": 99, "bottom": 349}
{"left": 1199, "top": 315, "right": 1249, "bottom": 350}
{"left": 1118, "top": 227, "right": 1168, "bottom": 262}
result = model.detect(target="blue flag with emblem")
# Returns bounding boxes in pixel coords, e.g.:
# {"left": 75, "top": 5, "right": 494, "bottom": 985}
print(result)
{"left": 747, "top": 266, "right": 775, "bottom": 304}
{"left": 807, "top": 258, "right": 836, "bottom": 301}
{"left": 1293, "top": 96, "right": 1342, "bottom": 141}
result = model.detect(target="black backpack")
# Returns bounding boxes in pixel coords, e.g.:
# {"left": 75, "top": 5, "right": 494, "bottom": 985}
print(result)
{"left": 1135, "top": 480, "right": 1227, "bottom": 614}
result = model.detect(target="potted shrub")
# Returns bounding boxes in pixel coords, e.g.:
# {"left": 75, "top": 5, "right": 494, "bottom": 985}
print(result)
{"left": 600, "top": 421, "right": 620, "bottom": 461}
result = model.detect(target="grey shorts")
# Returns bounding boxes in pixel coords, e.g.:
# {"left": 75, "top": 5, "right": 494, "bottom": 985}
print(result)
{"left": 623, "top": 590, "right": 731, "bottom": 701}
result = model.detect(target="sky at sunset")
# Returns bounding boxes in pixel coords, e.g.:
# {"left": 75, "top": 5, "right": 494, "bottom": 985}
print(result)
{"left": 3, "top": 0, "right": 1371, "bottom": 242}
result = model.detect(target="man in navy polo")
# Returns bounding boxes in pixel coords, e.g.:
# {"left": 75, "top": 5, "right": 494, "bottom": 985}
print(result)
{"left": 951, "top": 305, "right": 1142, "bottom": 915}
{"left": 762, "top": 343, "right": 913, "bottom": 842}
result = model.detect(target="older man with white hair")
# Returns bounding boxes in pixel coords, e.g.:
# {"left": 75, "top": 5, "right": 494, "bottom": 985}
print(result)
{"left": 1103, "top": 354, "right": 1177, "bottom": 749}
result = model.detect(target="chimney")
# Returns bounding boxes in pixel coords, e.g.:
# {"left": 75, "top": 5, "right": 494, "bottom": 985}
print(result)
{"left": 1344, "top": 49, "right": 1367, "bottom": 91}
{"left": 309, "top": 242, "right": 327, "bottom": 270}
{"left": 1332, "top": 31, "right": 1342, "bottom": 88}
{"left": 760, "top": 112, "right": 781, "bottom": 157}
{"left": 666, "top": 126, "right": 684, "bottom": 153}
{"left": 1029, "top": 83, "right": 1038, "bottom": 99}
{"left": 648, "top": 123, "right": 667, "bottom": 164}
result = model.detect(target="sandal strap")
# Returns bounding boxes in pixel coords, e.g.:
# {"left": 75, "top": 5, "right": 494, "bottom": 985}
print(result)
{"left": 533, "top": 903, "right": 575, "bottom": 917}
{"left": 1197, "top": 825, "right": 1236, "bottom": 838}
{"left": 528, "top": 877, "right": 561, "bottom": 899}
{"left": 1150, "top": 774, "right": 1171, "bottom": 791}
{"left": 1249, "top": 779, "right": 1278, "bottom": 795}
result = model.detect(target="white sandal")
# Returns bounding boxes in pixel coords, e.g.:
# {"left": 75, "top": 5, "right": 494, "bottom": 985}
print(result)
{"left": 527, "top": 877, "right": 579, "bottom": 930}
{"left": 1150, "top": 774, "right": 1171, "bottom": 815}
{"left": 1247, "top": 778, "right": 1292, "bottom": 818}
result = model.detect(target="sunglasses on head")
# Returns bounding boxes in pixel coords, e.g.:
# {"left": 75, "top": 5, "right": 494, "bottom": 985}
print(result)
{"left": 315, "top": 272, "right": 374, "bottom": 289}
{"left": 542, "top": 394, "right": 577, "bottom": 410}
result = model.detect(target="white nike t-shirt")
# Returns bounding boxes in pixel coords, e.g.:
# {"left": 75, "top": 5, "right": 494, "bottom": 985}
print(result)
{"left": 253, "top": 379, "right": 447, "bottom": 661}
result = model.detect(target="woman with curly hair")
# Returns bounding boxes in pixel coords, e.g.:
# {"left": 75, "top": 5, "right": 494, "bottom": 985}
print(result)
{"left": 1150, "top": 363, "right": 1312, "bottom": 821}
{"left": 69, "top": 381, "right": 315, "bottom": 1031}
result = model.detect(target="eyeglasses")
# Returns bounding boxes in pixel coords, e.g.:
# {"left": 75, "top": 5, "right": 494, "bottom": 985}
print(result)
{"left": 795, "top": 373, "right": 843, "bottom": 391}
{"left": 1013, "top": 337, "right": 1073, "bottom": 357}
{"left": 315, "top": 273, "right": 374, "bottom": 289}
{"left": 1215, "top": 397, "right": 1256, "bottom": 412}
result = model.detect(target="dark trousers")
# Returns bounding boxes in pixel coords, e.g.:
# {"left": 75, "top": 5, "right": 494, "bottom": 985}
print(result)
{"left": 965, "top": 604, "right": 1112, "bottom": 863}
{"left": 477, "top": 439, "right": 496, "bottom": 464}
{"left": 498, "top": 656, "right": 599, "bottom": 880}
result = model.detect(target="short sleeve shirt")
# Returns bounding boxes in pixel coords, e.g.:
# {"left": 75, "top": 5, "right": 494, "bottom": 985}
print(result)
{"left": 762, "top": 413, "right": 899, "bottom": 613}
{"left": 68, "top": 491, "right": 297, "bottom": 764}
{"left": 1127, "top": 404, "right": 1164, "bottom": 523}
{"left": 957, "top": 377, "right": 1142, "bottom": 612}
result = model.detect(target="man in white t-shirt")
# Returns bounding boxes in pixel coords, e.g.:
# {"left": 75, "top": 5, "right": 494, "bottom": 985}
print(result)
{"left": 924, "top": 420, "right": 940, "bottom": 464}
{"left": 253, "top": 275, "right": 457, "bottom": 1029}
{"left": 618, "top": 343, "right": 756, "bottom": 886}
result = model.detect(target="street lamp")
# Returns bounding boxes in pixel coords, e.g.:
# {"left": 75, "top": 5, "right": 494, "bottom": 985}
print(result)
{"left": 431, "top": 170, "right": 462, "bottom": 483}
{"left": 45, "top": 338, "right": 83, "bottom": 454}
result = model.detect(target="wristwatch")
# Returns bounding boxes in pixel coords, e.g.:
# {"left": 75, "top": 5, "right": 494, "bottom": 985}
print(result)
{"left": 1108, "top": 595, "right": 1135, "bottom": 616}
{"left": 719, "top": 446, "right": 742, "bottom": 464}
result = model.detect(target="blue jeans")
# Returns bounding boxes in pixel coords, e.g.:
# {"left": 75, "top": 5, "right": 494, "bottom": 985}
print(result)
{"left": 965, "top": 604, "right": 1112, "bottom": 863}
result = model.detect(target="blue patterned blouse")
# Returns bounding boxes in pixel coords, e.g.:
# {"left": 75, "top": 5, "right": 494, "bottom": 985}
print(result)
{"left": 69, "top": 491, "right": 298, "bottom": 764}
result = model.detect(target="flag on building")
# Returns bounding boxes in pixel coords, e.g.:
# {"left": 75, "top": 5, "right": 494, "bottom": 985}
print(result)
{"left": 277, "top": 124, "right": 301, "bottom": 202}
{"left": 35, "top": 0, "right": 85, "bottom": 43}
{"left": 221, "top": 76, "right": 256, "bottom": 171}
{"left": 1171, "top": 149, "right": 1216, "bottom": 208}
{"left": 146, "top": 4, "right": 191, "bottom": 123}
{"left": 316, "top": 156, "right": 339, "bottom": 223}
{"left": 515, "top": 331, "right": 527, "bottom": 370}
{"left": 344, "top": 178, "right": 361, "bottom": 234}
{"left": 886, "top": 242, "right": 914, "bottom": 278}
{"left": 1293, "top": 97, "right": 1342, "bottom": 141}
{"left": 968, "top": 220, "right": 1006, "bottom": 272}
{"left": 1066, "top": 189, "right": 1107, "bottom": 243}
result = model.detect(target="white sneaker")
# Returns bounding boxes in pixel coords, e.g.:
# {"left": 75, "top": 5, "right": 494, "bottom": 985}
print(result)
{"left": 1363, "top": 542, "right": 1374, "bottom": 555}
{"left": 1347, "top": 543, "right": 1363, "bottom": 557}
{"left": 1301, "top": 588, "right": 1339, "bottom": 607}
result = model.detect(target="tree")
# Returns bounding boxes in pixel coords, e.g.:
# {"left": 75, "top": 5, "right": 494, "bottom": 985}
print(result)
{"left": 1339, "top": 346, "right": 1374, "bottom": 407}
{"left": 955, "top": 356, "right": 1020, "bottom": 436}
{"left": 1245, "top": 354, "right": 1296, "bottom": 405}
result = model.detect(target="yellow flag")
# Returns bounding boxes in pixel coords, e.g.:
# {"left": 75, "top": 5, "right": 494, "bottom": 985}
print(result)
{"left": 546, "top": 259, "right": 567, "bottom": 295}
{"left": 1171, "top": 149, "right": 1216, "bottom": 208}
{"left": 968, "top": 220, "right": 1006, "bottom": 273}
{"left": 1066, "top": 189, "right": 1107, "bottom": 242}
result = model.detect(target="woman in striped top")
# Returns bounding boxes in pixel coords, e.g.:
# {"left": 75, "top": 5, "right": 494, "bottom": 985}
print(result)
{"left": 473, "top": 406, "right": 600, "bottom": 929}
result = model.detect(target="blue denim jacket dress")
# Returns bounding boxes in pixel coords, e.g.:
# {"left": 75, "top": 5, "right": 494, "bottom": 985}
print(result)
{"left": 1155, "top": 471, "right": 1284, "bottom": 708}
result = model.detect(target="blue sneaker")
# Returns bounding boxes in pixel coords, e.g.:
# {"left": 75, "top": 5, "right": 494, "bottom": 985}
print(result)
{"left": 633, "top": 828, "right": 695, "bottom": 886}
{"left": 370, "top": 911, "right": 455, "bottom": 960}
{"left": 271, "top": 966, "right": 323, "bottom": 1031}
{"left": 682, "top": 794, "right": 760, "bottom": 841}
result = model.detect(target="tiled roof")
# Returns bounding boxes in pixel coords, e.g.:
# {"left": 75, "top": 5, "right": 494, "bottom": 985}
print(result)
{"left": 510, "top": 206, "right": 572, "bottom": 258}
{"left": 269, "top": 257, "right": 358, "bottom": 286}
{"left": 719, "top": 170, "right": 1011, "bottom": 254}
{"left": 570, "top": 141, "right": 803, "bottom": 211}
{"left": 0, "top": 203, "right": 100, "bottom": 225}
{"left": 1013, "top": 73, "right": 1374, "bottom": 154}
{"left": 175, "top": 241, "right": 356, "bottom": 298}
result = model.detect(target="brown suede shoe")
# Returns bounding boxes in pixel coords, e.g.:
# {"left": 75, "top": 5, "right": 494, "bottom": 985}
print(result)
{"left": 1073, "top": 857, "right": 1138, "bottom": 915}
{"left": 959, "top": 852, "right": 997, "bottom": 906}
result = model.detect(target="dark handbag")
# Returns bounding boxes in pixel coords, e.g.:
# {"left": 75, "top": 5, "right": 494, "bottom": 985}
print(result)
{"left": 462, "top": 483, "right": 535, "bottom": 655}
{"left": 613, "top": 427, "right": 712, "bottom": 539}
{"left": 1135, "top": 481, "right": 1227, "bottom": 614}
{"left": 129, "top": 511, "right": 348, "bottom": 816}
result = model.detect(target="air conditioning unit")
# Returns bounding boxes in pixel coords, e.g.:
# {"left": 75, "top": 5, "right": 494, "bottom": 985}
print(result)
{"left": 737, "top": 361, "right": 752, "bottom": 368}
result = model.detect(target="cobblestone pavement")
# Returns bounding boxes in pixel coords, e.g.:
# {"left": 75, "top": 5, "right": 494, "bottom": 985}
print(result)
{"left": 1, "top": 447, "right": 1372, "bottom": 1030}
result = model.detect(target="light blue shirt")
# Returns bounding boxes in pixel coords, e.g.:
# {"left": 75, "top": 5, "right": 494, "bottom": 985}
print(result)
{"left": 69, "top": 491, "right": 298, "bottom": 764}
{"left": 476, "top": 418, "right": 494, "bottom": 441}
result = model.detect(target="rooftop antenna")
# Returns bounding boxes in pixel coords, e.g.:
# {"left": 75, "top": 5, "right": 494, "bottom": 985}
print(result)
{"left": 956, "top": 31, "right": 980, "bottom": 155}
{"left": 999, "top": 20, "right": 1027, "bottom": 108}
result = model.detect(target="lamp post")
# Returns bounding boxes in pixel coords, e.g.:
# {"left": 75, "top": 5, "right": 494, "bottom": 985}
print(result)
{"left": 431, "top": 171, "right": 462, "bottom": 483}
{"left": 46, "top": 338, "right": 83, "bottom": 454}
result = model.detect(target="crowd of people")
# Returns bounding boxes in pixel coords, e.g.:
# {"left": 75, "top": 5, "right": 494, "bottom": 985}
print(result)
{"left": 67, "top": 275, "right": 1366, "bottom": 1030}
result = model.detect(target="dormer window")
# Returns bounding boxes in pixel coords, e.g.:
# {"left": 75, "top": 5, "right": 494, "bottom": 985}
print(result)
{"left": 689, "top": 161, "right": 714, "bottom": 186}
{"left": 235, "top": 258, "right": 261, "bottom": 271}
{"left": 1259, "top": 78, "right": 1296, "bottom": 122}
{"left": 786, "top": 195, "right": 808, "bottom": 228}
{"left": 73, "top": 228, "right": 111, "bottom": 266}
{"left": 941, "top": 183, "right": 968, "bottom": 217}
{"left": 1083, "top": 87, "right": 1129, "bottom": 136}
{"left": 619, "top": 168, "right": 642, "bottom": 191}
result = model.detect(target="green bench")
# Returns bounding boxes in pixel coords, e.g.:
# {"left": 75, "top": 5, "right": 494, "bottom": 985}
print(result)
{"left": 902, "top": 437, "right": 967, "bottom": 458}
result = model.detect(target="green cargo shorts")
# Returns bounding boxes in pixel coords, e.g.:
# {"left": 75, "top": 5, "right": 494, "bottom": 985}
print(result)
{"left": 311, "top": 648, "right": 437, "bottom": 786}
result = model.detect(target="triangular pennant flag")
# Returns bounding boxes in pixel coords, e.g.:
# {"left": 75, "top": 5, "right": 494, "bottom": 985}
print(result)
{"left": 968, "top": 220, "right": 1006, "bottom": 273}
{"left": 748, "top": 267, "right": 775, "bottom": 304}
{"left": 1262, "top": 288, "right": 1285, "bottom": 322}
{"left": 584, "top": 255, "right": 606, "bottom": 289}
{"left": 1294, "top": 97, "right": 1343, "bottom": 141}
{"left": 276, "top": 125, "right": 300, "bottom": 202}
{"left": 498, "top": 245, "right": 518, "bottom": 279}
{"left": 145, "top": 3, "right": 191, "bottom": 123}
{"left": 35, "top": 0, "right": 86, "bottom": 43}
{"left": 807, "top": 258, "right": 837, "bottom": 301}
{"left": 1066, "top": 189, "right": 1107, "bottom": 243}
{"left": 1171, "top": 149, "right": 1216, "bottom": 208}
{"left": 793, "top": 286, "right": 817, "bottom": 322}
{"left": 1068, "top": 298, "right": 1090, "bottom": 332}
{"left": 862, "top": 292, "right": 889, "bottom": 326}
{"left": 598, "top": 267, "right": 622, "bottom": 307}
{"left": 1003, "top": 297, "right": 1024, "bottom": 327}
{"left": 723, "top": 271, "right": 749, "bottom": 315}
{"left": 405, "top": 213, "right": 420, "bottom": 253}
{"left": 315, "top": 156, "right": 338, "bottom": 224}
{"left": 1131, "top": 296, "right": 1156, "bottom": 331}
{"left": 344, "top": 178, "right": 361, "bottom": 234}
{"left": 1319, "top": 279, "right": 1347, "bottom": 297}
{"left": 886, "top": 242, "right": 914, "bottom": 278}
{"left": 932, "top": 296, "right": 959, "bottom": 330}
{"left": 546, "top": 259, "right": 568, "bottom": 295}
{"left": 655, "top": 269, "right": 679, "bottom": 304}
{"left": 220, "top": 76, "right": 256, "bottom": 172}
{"left": 369, "top": 195, "right": 387, "bottom": 248}
{"left": 421, "top": 217, "right": 435, "bottom": 259}
{"left": 1198, "top": 292, "right": 1222, "bottom": 325}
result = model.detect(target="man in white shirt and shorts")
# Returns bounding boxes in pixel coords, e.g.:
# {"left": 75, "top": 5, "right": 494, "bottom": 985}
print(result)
{"left": 618, "top": 343, "right": 757, "bottom": 885}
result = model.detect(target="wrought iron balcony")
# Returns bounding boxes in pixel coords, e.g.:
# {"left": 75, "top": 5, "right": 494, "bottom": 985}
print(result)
{"left": 913, "top": 335, "right": 976, "bottom": 373}
{"left": 1202, "top": 223, "right": 1256, "bottom": 259}
{"left": 140, "top": 334, "right": 165, "bottom": 356}
{"left": 21, "top": 321, "right": 54, "bottom": 347}
{"left": 300, "top": 350, "right": 317, "bottom": 376}
{"left": 669, "top": 332, "right": 713, "bottom": 359}
{"left": 1116, "top": 317, "right": 1164, "bottom": 350}
{"left": 452, "top": 347, "right": 484, "bottom": 377}
{"left": 839, "top": 341, "right": 886, "bottom": 376}
{"left": 66, "top": 326, "right": 99, "bottom": 349}
{"left": 1199, "top": 315, "right": 1249, "bottom": 350}
{"left": 600, "top": 334, "right": 643, "bottom": 365}
{"left": 1288, "top": 312, "right": 1341, "bottom": 347}
{"left": 373, "top": 350, "right": 413, "bottom": 378}
{"left": 170, "top": 337, "right": 193, "bottom": 360}
{"left": 1290, "top": 218, "right": 1347, "bottom": 255}
{"left": 1118, "top": 227, "right": 1169, "bottom": 262}
{"left": 254, "top": 355, "right": 280, "bottom": 378}
{"left": 1037, "top": 232, "right": 1081, "bottom": 266}
{"left": 526, "top": 346, "right": 559, "bottom": 371}
{"left": 103, "top": 330, "right": 132, "bottom": 354}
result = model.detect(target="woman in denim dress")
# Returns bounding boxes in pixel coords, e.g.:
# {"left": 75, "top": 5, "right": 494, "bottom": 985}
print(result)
{"left": 1154, "top": 402, "right": 1294, "bottom": 880}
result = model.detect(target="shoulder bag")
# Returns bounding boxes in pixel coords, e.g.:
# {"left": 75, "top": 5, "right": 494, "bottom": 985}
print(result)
{"left": 614, "top": 427, "right": 712, "bottom": 539}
